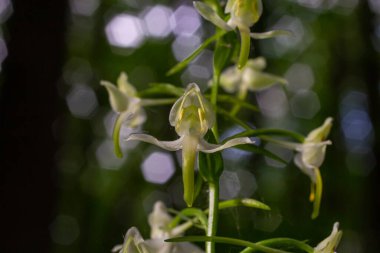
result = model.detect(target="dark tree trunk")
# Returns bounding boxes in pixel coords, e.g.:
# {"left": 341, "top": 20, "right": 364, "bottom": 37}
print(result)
{"left": 0, "top": 0, "right": 67, "bottom": 252}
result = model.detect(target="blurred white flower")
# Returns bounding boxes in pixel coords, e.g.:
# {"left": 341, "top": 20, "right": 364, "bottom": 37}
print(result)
{"left": 314, "top": 222, "right": 342, "bottom": 253}
{"left": 220, "top": 57, "right": 288, "bottom": 94}
{"left": 101, "top": 72, "right": 146, "bottom": 157}
{"left": 112, "top": 201, "right": 204, "bottom": 253}
{"left": 267, "top": 118, "right": 333, "bottom": 219}
{"left": 101, "top": 72, "right": 146, "bottom": 128}
{"left": 194, "top": 0, "right": 290, "bottom": 68}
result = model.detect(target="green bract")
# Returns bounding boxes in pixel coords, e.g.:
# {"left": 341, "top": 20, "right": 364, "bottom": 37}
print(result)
{"left": 126, "top": 83, "right": 253, "bottom": 207}
{"left": 314, "top": 222, "right": 342, "bottom": 253}
{"left": 112, "top": 201, "right": 204, "bottom": 253}
{"left": 194, "top": 0, "right": 290, "bottom": 68}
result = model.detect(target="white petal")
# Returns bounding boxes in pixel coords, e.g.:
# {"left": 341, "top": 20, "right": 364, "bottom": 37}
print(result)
{"left": 126, "top": 134, "right": 183, "bottom": 151}
{"left": 169, "top": 83, "right": 215, "bottom": 137}
{"left": 299, "top": 141, "right": 331, "bottom": 169}
{"left": 193, "top": 1, "right": 233, "bottom": 31}
{"left": 128, "top": 107, "right": 147, "bottom": 128}
{"left": 114, "top": 227, "right": 149, "bottom": 253}
{"left": 117, "top": 72, "right": 137, "bottom": 97}
{"left": 149, "top": 201, "right": 173, "bottom": 239}
{"left": 314, "top": 222, "right": 342, "bottom": 253}
{"left": 224, "top": 0, "right": 235, "bottom": 14}
{"left": 219, "top": 66, "right": 242, "bottom": 93}
{"left": 305, "top": 117, "right": 333, "bottom": 143}
{"left": 111, "top": 244, "right": 123, "bottom": 253}
{"left": 198, "top": 137, "right": 253, "bottom": 153}
{"left": 144, "top": 239, "right": 172, "bottom": 253}
{"left": 101, "top": 81, "right": 129, "bottom": 112}
{"left": 294, "top": 153, "right": 316, "bottom": 182}
{"left": 227, "top": 0, "right": 262, "bottom": 28}
{"left": 250, "top": 30, "right": 292, "bottom": 39}
{"left": 246, "top": 57, "right": 267, "bottom": 70}
{"left": 243, "top": 69, "right": 288, "bottom": 91}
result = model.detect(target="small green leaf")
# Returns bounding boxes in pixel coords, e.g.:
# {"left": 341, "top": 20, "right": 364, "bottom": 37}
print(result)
{"left": 193, "top": 173, "right": 204, "bottom": 203}
{"left": 138, "top": 83, "right": 184, "bottom": 98}
{"left": 166, "top": 236, "right": 293, "bottom": 253}
{"left": 241, "top": 238, "right": 314, "bottom": 253}
{"left": 169, "top": 207, "right": 208, "bottom": 232}
{"left": 237, "top": 144, "right": 287, "bottom": 164}
{"left": 198, "top": 131, "right": 224, "bottom": 184}
{"left": 219, "top": 198, "right": 271, "bottom": 211}
{"left": 167, "top": 31, "right": 226, "bottom": 76}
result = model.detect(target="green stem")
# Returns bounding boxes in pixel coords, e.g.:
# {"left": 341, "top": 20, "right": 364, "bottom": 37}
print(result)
{"left": 211, "top": 70, "right": 220, "bottom": 140}
{"left": 206, "top": 182, "right": 219, "bottom": 253}
{"left": 140, "top": 98, "right": 177, "bottom": 106}
{"left": 167, "top": 31, "right": 226, "bottom": 76}
{"left": 230, "top": 85, "right": 248, "bottom": 116}
{"left": 211, "top": 69, "right": 219, "bottom": 106}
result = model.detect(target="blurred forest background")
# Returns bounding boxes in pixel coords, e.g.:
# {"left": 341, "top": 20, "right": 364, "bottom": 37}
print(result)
{"left": 0, "top": 0, "right": 380, "bottom": 252}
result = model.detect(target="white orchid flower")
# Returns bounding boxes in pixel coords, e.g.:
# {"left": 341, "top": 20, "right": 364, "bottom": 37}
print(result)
{"left": 101, "top": 72, "right": 146, "bottom": 158}
{"left": 126, "top": 83, "right": 253, "bottom": 206}
{"left": 267, "top": 118, "right": 333, "bottom": 219}
{"left": 194, "top": 0, "right": 290, "bottom": 68}
{"left": 112, "top": 201, "right": 204, "bottom": 253}
{"left": 314, "top": 222, "right": 342, "bottom": 253}
{"left": 220, "top": 57, "right": 288, "bottom": 95}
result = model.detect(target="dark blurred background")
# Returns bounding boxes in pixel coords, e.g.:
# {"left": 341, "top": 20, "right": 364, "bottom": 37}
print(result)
{"left": 0, "top": 0, "right": 379, "bottom": 252}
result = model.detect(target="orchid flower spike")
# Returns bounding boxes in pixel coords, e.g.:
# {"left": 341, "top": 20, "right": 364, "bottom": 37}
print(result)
{"left": 112, "top": 201, "right": 204, "bottom": 253}
{"left": 267, "top": 117, "right": 333, "bottom": 219}
{"left": 314, "top": 222, "right": 342, "bottom": 253}
{"left": 101, "top": 72, "right": 146, "bottom": 158}
{"left": 126, "top": 83, "right": 253, "bottom": 206}
{"left": 194, "top": 0, "right": 290, "bottom": 68}
{"left": 220, "top": 57, "right": 288, "bottom": 95}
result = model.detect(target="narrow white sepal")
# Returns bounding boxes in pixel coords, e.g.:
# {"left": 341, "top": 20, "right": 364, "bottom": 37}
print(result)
{"left": 126, "top": 134, "right": 184, "bottom": 151}
{"left": 193, "top": 1, "right": 233, "bottom": 31}
{"left": 117, "top": 72, "right": 137, "bottom": 96}
{"left": 250, "top": 30, "right": 292, "bottom": 39}
{"left": 101, "top": 80, "right": 129, "bottom": 112}
{"left": 244, "top": 70, "right": 288, "bottom": 91}
{"left": 198, "top": 137, "right": 253, "bottom": 153}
